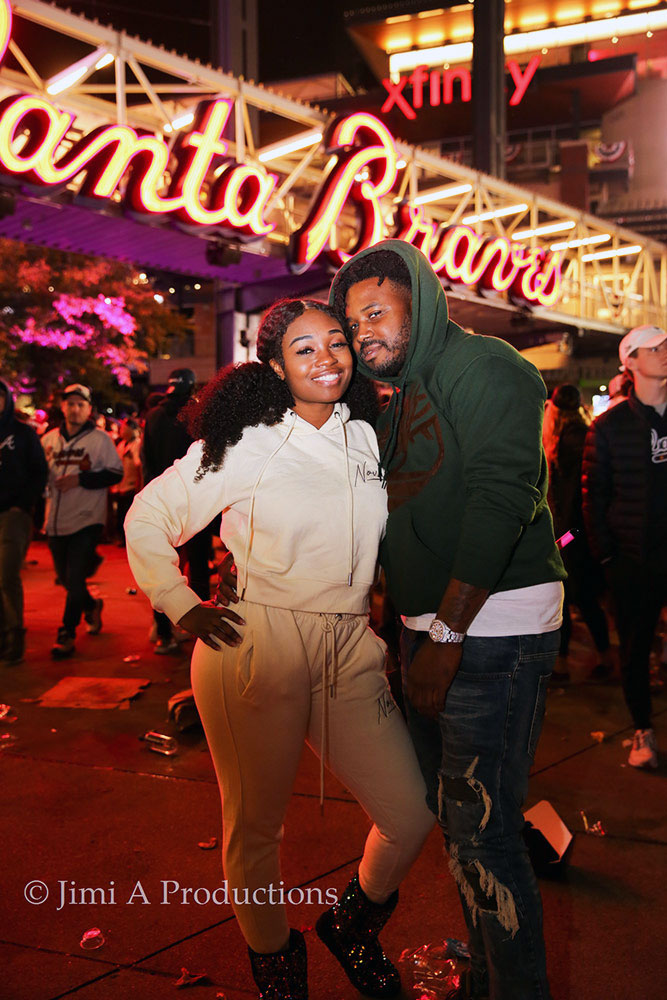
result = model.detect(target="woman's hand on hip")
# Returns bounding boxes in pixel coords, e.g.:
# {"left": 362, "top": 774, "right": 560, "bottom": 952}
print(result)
{"left": 178, "top": 601, "right": 245, "bottom": 649}
{"left": 214, "top": 550, "right": 238, "bottom": 606}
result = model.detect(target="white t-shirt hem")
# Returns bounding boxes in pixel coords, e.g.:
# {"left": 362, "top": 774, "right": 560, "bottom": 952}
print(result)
{"left": 401, "top": 581, "right": 564, "bottom": 637}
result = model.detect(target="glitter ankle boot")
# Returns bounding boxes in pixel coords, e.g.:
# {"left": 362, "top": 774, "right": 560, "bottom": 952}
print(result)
{"left": 248, "top": 928, "right": 308, "bottom": 1000}
{"left": 316, "top": 874, "right": 401, "bottom": 998}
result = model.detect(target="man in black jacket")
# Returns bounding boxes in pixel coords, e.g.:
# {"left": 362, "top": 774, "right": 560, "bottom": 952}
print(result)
{"left": 582, "top": 325, "right": 667, "bottom": 769}
{"left": 0, "top": 380, "right": 48, "bottom": 663}
{"left": 142, "top": 368, "right": 213, "bottom": 653}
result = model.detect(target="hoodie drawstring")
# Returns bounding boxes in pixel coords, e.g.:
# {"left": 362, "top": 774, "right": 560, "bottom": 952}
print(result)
{"left": 320, "top": 410, "right": 355, "bottom": 812}
{"left": 238, "top": 406, "right": 355, "bottom": 813}
{"left": 334, "top": 410, "right": 355, "bottom": 587}
{"left": 239, "top": 411, "right": 298, "bottom": 600}
{"left": 380, "top": 383, "right": 406, "bottom": 480}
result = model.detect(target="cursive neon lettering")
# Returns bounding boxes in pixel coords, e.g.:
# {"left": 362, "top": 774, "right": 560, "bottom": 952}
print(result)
{"left": 0, "top": 8, "right": 558, "bottom": 301}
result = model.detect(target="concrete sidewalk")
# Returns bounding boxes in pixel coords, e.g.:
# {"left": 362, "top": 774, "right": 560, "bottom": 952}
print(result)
{"left": 1, "top": 542, "right": 665, "bottom": 1000}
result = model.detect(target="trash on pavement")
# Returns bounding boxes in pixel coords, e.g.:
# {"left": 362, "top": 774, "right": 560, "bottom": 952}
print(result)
{"left": 580, "top": 810, "right": 607, "bottom": 836}
{"left": 140, "top": 731, "right": 178, "bottom": 756}
{"left": 523, "top": 800, "right": 573, "bottom": 872}
{"left": 197, "top": 837, "right": 218, "bottom": 850}
{"left": 80, "top": 927, "right": 105, "bottom": 950}
{"left": 38, "top": 676, "right": 150, "bottom": 709}
{"left": 173, "top": 967, "right": 209, "bottom": 988}
{"left": 399, "top": 940, "right": 470, "bottom": 999}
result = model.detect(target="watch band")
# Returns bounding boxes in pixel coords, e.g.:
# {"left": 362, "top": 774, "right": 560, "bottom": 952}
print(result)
{"left": 428, "top": 618, "right": 466, "bottom": 644}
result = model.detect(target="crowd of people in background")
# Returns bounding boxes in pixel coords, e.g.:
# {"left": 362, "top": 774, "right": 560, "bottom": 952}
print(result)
{"left": 0, "top": 366, "right": 216, "bottom": 664}
{"left": 541, "top": 325, "right": 667, "bottom": 770}
{"left": 1, "top": 326, "right": 666, "bottom": 776}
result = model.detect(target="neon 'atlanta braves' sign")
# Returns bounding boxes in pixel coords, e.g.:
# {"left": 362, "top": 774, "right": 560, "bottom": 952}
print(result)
{"left": 0, "top": 1, "right": 561, "bottom": 306}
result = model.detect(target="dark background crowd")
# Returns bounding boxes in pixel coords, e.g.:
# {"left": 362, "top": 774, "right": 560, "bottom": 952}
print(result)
{"left": 1, "top": 349, "right": 666, "bottom": 770}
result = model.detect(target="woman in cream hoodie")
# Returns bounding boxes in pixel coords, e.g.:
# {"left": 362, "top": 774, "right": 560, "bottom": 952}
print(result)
{"left": 125, "top": 299, "right": 433, "bottom": 1000}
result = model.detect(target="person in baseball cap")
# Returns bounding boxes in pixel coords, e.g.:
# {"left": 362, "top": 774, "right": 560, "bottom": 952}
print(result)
{"left": 165, "top": 368, "right": 196, "bottom": 396}
{"left": 62, "top": 383, "right": 92, "bottom": 403}
{"left": 618, "top": 325, "right": 667, "bottom": 370}
{"left": 582, "top": 321, "right": 667, "bottom": 770}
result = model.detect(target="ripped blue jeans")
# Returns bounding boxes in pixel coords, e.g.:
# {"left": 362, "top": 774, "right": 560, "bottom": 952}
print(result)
{"left": 400, "top": 629, "right": 559, "bottom": 1000}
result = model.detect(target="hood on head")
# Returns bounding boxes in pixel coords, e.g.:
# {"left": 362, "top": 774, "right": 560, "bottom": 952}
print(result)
{"left": 0, "top": 378, "right": 15, "bottom": 430}
{"left": 329, "top": 239, "right": 455, "bottom": 385}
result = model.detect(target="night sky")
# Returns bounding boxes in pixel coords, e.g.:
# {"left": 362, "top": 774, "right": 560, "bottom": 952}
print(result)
{"left": 50, "top": 0, "right": 371, "bottom": 87}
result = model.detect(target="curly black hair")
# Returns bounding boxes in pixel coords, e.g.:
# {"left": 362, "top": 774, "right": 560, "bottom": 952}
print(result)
{"left": 183, "top": 297, "right": 380, "bottom": 478}
{"left": 332, "top": 249, "right": 412, "bottom": 322}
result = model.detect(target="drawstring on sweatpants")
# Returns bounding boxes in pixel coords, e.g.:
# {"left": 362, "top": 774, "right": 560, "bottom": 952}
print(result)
{"left": 319, "top": 613, "right": 342, "bottom": 814}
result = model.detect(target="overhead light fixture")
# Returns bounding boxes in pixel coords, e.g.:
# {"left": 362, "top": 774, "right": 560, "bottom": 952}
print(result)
{"left": 164, "top": 112, "right": 195, "bottom": 134}
{"left": 389, "top": 9, "right": 667, "bottom": 72}
{"left": 550, "top": 233, "right": 610, "bottom": 250}
{"left": 386, "top": 37, "right": 413, "bottom": 52}
{"left": 412, "top": 182, "right": 472, "bottom": 205}
{"left": 582, "top": 245, "right": 642, "bottom": 261}
{"left": 46, "top": 47, "right": 112, "bottom": 96}
{"left": 257, "top": 130, "right": 323, "bottom": 163}
{"left": 514, "top": 220, "right": 576, "bottom": 239}
{"left": 462, "top": 203, "right": 528, "bottom": 223}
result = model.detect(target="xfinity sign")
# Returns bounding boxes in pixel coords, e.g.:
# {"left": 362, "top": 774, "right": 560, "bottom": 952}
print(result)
{"left": 382, "top": 56, "right": 541, "bottom": 120}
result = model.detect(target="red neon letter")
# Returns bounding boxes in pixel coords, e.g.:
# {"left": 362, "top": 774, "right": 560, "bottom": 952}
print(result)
{"left": 290, "top": 113, "right": 397, "bottom": 267}
{"left": 0, "top": 0, "right": 11, "bottom": 66}
{"left": 0, "top": 95, "right": 72, "bottom": 183}
{"left": 507, "top": 56, "right": 540, "bottom": 107}
{"left": 429, "top": 71, "right": 441, "bottom": 107}
{"left": 409, "top": 65, "right": 429, "bottom": 110}
{"left": 443, "top": 68, "right": 471, "bottom": 105}
{"left": 392, "top": 203, "right": 437, "bottom": 257}
{"left": 381, "top": 77, "right": 416, "bottom": 120}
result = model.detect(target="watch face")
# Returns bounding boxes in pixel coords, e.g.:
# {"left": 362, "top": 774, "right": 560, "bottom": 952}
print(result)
{"left": 429, "top": 620, "right": 445, "bottom": 642}
{"left": 429, "top": 619, "right": 465, "bottom": 643}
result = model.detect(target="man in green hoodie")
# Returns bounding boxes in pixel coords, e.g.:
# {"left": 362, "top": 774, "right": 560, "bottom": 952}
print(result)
{"left": 330, "top": 241, "right": 566, "bottom": 1000}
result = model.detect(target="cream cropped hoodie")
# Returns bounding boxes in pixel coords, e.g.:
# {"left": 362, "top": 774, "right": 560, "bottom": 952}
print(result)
{"left": 125, "top": 403, "right": 387, "bottom": 624}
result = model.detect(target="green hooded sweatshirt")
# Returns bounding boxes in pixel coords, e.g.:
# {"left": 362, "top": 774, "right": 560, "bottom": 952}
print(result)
{"left": 330, "top": 240, "right": 566, "bottom": 616}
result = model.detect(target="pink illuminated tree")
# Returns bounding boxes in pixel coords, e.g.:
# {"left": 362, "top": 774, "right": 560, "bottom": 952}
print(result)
{"left": 0, "top": 239, "right": 191, "bottom": 405}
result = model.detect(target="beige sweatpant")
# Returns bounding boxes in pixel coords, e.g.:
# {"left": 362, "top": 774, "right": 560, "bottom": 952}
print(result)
{"left": 190, "top": 600, "right": 434, "bottom": 953}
